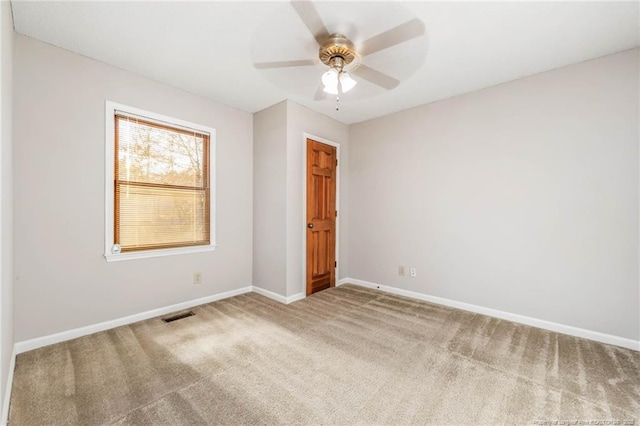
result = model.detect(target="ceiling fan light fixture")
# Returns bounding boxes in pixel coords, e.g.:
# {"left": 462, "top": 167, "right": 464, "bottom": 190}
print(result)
{"left": 322, "top": 68, "right": 339, "bottom": 94}
{"left": 321, "top": 68, "right": 356, "bottom": 95}
{"left": 339, "top": 72, "right": 357, "bottom": 92}
{"left": 321, "top": 68, "right": 339, "bottom": 88}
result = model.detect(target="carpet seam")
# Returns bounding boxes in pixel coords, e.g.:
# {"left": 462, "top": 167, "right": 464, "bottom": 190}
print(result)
{"left": 104, "top": 352, "right": 252, "bottom": 425}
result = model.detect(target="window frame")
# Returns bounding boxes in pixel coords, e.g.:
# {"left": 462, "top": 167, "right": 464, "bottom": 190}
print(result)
{"left": 104, "top": 101, "right": 216, "bottom": 262}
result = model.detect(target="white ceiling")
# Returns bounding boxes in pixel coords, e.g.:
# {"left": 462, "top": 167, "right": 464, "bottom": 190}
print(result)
{"left": 11, "top": 1, "right": 640, "bottom": 124}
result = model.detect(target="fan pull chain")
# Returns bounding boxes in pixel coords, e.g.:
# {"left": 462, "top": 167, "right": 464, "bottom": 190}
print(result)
{"left": 335, "top": 96, "right": 340, "bottom": 111}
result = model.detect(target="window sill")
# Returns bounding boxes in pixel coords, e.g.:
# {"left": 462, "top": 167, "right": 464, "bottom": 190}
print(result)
{"left": 104, "top": 244, "right": 217, "bottom": 262}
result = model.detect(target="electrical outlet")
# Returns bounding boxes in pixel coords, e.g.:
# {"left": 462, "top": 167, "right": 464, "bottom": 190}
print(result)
{"left": 399, "top": 265, "right": 406, "bottom": 276}
{"left": 193, "top": 272, "right": 202, "bottom": 284}
{"left": 410, "top": 267, "right": 417, "bottom": 278}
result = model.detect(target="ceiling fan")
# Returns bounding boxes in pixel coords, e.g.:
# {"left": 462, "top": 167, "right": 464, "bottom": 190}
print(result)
{"left": 254, "top": 0, "right": 425, "bottom": 104}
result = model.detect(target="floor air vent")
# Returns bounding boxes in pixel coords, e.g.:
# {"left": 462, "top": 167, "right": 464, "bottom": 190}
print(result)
{"left": 162, "top": 311, "right": 195, "bottom": 323}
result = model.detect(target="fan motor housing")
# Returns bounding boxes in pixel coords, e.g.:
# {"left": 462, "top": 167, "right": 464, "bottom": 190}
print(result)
{"left": 319, "top": 34, "right": 356, "bottom": 67}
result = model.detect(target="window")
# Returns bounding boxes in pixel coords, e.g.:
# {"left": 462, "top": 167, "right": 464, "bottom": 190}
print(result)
{"left": 105, "top": 102, "right": 215, "bottom": 261}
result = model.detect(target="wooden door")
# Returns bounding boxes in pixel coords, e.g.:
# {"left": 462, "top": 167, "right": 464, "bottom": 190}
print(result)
{"left": 306, "top": 139, "right": 337, "bottom": 296}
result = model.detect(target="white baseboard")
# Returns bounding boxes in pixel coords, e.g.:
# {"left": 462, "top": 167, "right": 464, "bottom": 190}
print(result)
{"left": 252, "top": 286, "right": 287, "bottom": 303}
{"left": 285, "top": 292, "right": 306, "bottom": 304}
{"left": 14, "top": 277, "right": 636, "bottom": 358}
{"left": 338, "top": 278, "right": 640, "bottom": 351}
{"left": 13, "top": 285, "right": 307, "bottom": 356}
{"left": 337, "top": 278, "right": 350, "bottom": 286}
{"left": 252, "top": 286, "right": 305, "bottom": 304}
{"left": 14, "top": 286, "right": 253, "bottom": 354}
{"left": 1, "top": 347, "right": 15, "bottom": 426}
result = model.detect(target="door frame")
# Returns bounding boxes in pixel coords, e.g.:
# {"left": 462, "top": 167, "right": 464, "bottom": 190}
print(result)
{"left": 302, "top": 132, "right": 340, "bottom": 297}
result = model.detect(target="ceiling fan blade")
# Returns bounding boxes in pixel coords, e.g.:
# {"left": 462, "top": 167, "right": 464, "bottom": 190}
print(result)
{"left": 254, "top": 59, "right": 317, "bottom": 69}
{"left": 359, "top": 18, "right": 425, "bottom": 57}
{"left": 352, "top": 65, "right": 400, "bottom": 90}
{"left": 291, "top": 0, "right": 329, "bottom": 46}
{"left": 314, "top": 82, "right": 327, "bottom": 101}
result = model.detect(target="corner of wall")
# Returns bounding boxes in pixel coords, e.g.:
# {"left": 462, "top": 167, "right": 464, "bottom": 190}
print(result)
{"left": 252, "top": 101, "right": 288, "bottom": 297}
{"left": 283, "top": 100, "right": 350, "bottom": 297}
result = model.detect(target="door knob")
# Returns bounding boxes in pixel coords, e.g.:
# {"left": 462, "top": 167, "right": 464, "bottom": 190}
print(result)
{"left": 307, "top": 223, "right": 314, "bottom": 228}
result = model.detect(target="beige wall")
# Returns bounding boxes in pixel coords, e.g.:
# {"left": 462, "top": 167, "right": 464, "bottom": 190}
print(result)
{"left": 348, "top": 48, "right": 640, "bottom": 340}
{"left": 13, "top": 35, "right": 253, "bottom": 341}
{"left": 253, "top": 101, "right": 287, "bottom": 295}
{"left": 0, "top": 0, "right": 14, "bottom": 415}
{"left": 286, "top": 101, "right": 349, "bottom": 297}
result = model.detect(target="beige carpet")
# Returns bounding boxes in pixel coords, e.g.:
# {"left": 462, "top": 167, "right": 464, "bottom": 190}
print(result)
{"left": 9, "top": 284, "right": 640, "bottom": 425}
